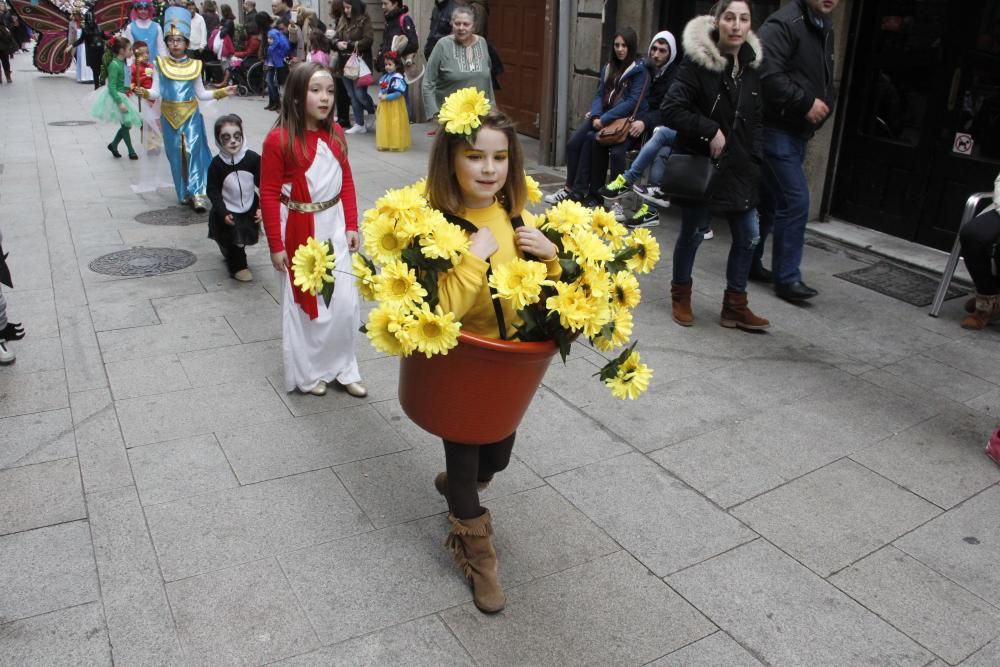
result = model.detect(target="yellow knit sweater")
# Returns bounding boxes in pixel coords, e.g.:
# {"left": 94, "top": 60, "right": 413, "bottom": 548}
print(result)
{"left": 437, "top": 201, "right": 561, "bottom": 339}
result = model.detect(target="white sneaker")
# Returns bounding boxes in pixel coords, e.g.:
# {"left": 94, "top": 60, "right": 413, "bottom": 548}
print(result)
{"left": 704, "top": 228, "right": 715, "bottom": 240}
{"left": 0, "top": 340, "right": 14, "bottom": 365}
{"left": 608, "top": 201, "right": 626, "bottom": 222}
{"left": 542, "top": 188, "right": 572, "bottom": 205}
{"left": 345, "top": 125, "right": 366, "bottom": 135}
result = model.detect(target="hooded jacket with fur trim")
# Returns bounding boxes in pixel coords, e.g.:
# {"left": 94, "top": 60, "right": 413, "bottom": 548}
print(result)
{"left": 661, "top": 15, "right": 763, "bottom": 212}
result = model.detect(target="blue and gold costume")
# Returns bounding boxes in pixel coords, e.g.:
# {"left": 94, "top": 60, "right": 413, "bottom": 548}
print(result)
{"left": 143, "top": 7, "right": 228, "bottom": 211}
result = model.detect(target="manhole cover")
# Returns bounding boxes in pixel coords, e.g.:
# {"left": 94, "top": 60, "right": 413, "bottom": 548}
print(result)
{"left": 48, "top": 120, "right": 96, "bottom": 127}
{"left": 89, "top": 247, "right": 197, "bottom": 277}
{"left": 835, "top": 261, "right": 966, "bottom": 307}
{"left": 135, "top": 206, "right": 206, "bottom": 226}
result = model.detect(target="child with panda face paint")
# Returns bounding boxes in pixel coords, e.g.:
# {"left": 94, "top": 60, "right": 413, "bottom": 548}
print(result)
{"left": 206, "top": 114, "right": 263, "bottom": 281}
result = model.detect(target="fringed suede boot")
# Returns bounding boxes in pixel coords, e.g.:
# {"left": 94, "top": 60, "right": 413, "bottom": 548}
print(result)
{"left": 960, "top": 294, "right": 1000, "bottom": 330}
{"left": 446, "top": 510, "right": 506, "bottom": 614}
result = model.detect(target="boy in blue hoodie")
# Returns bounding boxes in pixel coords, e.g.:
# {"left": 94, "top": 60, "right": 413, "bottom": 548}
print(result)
{"left": 264, "top": 19, "right": 290, "bottom": 110}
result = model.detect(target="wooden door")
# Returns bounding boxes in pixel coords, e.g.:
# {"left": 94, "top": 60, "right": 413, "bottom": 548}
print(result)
{"left": 490, "top": 0, "right": 547, "bottom": 137}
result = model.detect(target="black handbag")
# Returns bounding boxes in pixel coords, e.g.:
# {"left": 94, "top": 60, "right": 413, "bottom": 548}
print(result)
{"left": 658, "top": 154, "right": 720, "bottom": 201}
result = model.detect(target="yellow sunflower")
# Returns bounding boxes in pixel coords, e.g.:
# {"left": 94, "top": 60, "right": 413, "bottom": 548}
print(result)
{"left": 546, "top": 281, "right": 610, "bottom": 336}
{"left": 363, "top": 213, "right": 409, "bottom": 265}
{"left": 420, "top": 215, "right": 470, "bottom": 263}
{"left": 291, "top": 237, "right": 335, "bottom": 296}
{"left": 542, "top": 199, "right": 591, "bottom": 234}
{"left": 438, "top": 87, "right": 492, "bottom": 136}
{"left": 565, "top": 228, "right": 614, "bottom": 266}
{"left": 578, "top": 264, "right": 612, "bottom": 300}
{"left": 591, "top": 207, "right": 629, "bottom": 248}
{"left": 406, "top": 305, "right": 462, "bottom": 358}
{"left": 605, "top": 350, "right": 653, "bottom": 400}
{"left": 366, "top": 303, "right": 415, "bottom": 356}
{"left": 374, "top": 187, "right": 428, "bottom": 234}
{"left": 626, "top": 228, "right": 661, "bottom": 274}
{"left": 611, "top": 271, "right": 641, "bottom": 310}
{"left": 488, "top": 257, "right": 553, "bottom": 310}
{"left": 374, "top": 260, "right": 428, "bottom": 308}
{"left": 590, "top": 308, "right": 634, "bottom": 352}
{"left": 524, "top": 173, "right": 542, "bottom": 205}
{"left": 352, "top": 253, "right": 376, "bottom": 301}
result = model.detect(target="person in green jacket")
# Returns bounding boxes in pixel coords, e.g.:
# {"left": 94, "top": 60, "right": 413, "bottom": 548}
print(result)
{"left": 90, "top": 37, "right": 142, "bottom": 159}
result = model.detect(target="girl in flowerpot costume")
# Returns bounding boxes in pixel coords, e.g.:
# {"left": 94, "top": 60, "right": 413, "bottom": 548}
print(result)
{"left": 425, "top": 92, "right": 560, "bottom": 613}
{"left": 137, "top": 6, "right": 236, "bottom": 212}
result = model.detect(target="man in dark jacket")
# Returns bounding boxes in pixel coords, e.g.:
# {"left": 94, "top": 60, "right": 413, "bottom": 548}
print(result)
{"left": 753, "top": 0, "right": 838, "bottom": 301}
{"left": 424, "top": 0, "right": 457, "bottom": 59}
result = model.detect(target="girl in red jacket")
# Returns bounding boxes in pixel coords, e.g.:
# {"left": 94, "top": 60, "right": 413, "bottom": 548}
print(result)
{"left": 260, "top": 62, "right": 367, "bottom": 398}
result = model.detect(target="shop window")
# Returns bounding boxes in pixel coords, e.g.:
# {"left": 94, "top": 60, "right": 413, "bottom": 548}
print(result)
{"left": 948, "top": 0, "right": 1000, "bottom": 162}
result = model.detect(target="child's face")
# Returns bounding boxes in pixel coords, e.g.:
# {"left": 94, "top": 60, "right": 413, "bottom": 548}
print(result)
{"left": 384, "top": 59, "right": 396, "bottom": 73}
{"left": 135, "top": 46, "right": 149, "bottom": 63}
{"left": 217, "top": 122, "right": 244, "bottom": 156}
{"left": 304, "top": 70, "right": 335, "bottom": 127}
{"left": 166, "top": 36, "right": 187, "bottom": 58}
{"left": 120, "top": 44, "right": 133, "bottom": 59}
{"left": 453, "top": 127, "right": 509, "bottom": 209}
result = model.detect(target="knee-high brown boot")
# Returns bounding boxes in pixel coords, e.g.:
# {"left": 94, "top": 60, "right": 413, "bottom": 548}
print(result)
{"left": 446, "top": 510, "right": 506, "bottom": 614}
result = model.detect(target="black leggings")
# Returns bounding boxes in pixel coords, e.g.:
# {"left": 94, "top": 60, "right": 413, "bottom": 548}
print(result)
{"left": 960, "top": 209, "right": 1000, "bottom": 295}
{"left": 0, "top": 51, "right": 10, "bottom": 79}
{"left": 443, "top": 433, "right": 516, "bottom": 519}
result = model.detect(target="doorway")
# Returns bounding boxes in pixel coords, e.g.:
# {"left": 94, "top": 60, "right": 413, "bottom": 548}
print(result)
{"left": 490, "top": 0, "right": 547, "bottom": 138}
{"left": 832, "top": 0, "right": 1000, "bottom": 250}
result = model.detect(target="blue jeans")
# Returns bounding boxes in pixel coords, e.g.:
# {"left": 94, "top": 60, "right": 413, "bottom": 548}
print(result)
{"left": 673, "top": 206, "right": 761, "bottom": 293}
{"left": 755, "top": 128, "right": 810, "bottom": 285}
{"left": 565, "top": 118, "right": 596, "bottom": 194}
{"left": 624, "top": 125, "right": 677, "bottom": 184}
{"left": 344, "top": 77, "right": 375, "bottom": 127}
{"left": 265, "top": 65, "right": 284, "bottom": 106}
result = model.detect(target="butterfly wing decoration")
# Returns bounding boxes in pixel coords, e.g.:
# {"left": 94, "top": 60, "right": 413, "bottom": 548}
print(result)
{"left": 89, "top": 0, "right": 132, "bottom": 35}
{"left": 8, "top": 0, "right": 72, "bottom": 74}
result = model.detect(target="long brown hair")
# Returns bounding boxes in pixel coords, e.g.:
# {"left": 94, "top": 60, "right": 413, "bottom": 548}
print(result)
{"left": 274, "top": 62, "right": 347, "bottom": 163}
{"left": 426, "top": 110, "right": 527, "bottom": 217}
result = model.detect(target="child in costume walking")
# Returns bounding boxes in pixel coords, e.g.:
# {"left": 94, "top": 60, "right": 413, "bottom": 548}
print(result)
{"left": 207, "top": 114, "right": 261, "bottom": 282}
{"left": 375, "top": 51, "right": 409, "bottom": 152}
{"left": 0, "top": 227, "right": 25, "bottom": 365}
{"left": 260, "top": 62, "right": 367, "bottom": 398}
{"left": 136, "top": 6, "right": 236, "bottom": 212}
{"left": 427, "top": 91, "right": 560, "bottom": 614}
{"left": 91, "top": 37, "right": 142, "bottom": 160}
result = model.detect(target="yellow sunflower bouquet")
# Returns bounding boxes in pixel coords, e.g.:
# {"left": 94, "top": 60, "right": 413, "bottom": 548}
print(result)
{"left": 292, "top": 237, "right": 337, "bottom": 306}
{"left": 355, "top": 185, "right": 661, "bottom": 400}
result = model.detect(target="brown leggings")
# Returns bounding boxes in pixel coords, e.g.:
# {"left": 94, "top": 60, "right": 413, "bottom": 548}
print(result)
{"left": 442, "top": 433, "right": 516, "bottom": 519}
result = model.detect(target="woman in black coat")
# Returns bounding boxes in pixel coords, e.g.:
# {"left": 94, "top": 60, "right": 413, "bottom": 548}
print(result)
{"left": 661, "top": 0, "right": 768, "bottom": 332}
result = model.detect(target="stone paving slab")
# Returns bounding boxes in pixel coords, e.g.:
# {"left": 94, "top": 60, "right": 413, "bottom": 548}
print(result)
{"left": 549, "top": 453, "right": 755, "bottom": 576}
{"left": 146, "top": 468, "right": 372, "bottom": 582}
{"left": 97, "top": 316, "right": 240, "bottom": 364}
{"left": 167, "top": 558, "right": 319, "bottom": 666}
{"left": 105, "top": 354, "right": 191, "bottom": 400}
{"left": 0, "top": 408, "right": 76, "bottom": 470}
{"left": 0, "top": 602, "right": 112, "bottom": 667}
{"left": 0, "top": 521, "right": 99, "bottom": 623}
{"left": 829, "top": 546, "right": 1000, "bottom": 664}
{"left": 128, "top": 434, "right": 240, "bottom": 506}
{"left": 69, "top": 387, "right": 133, "bottom": 495}
{"left": 895, "top": 485, "right": 1000, "bottom": 607}
{"left": 0, "top": 369, "right": 68, "bottom": 419}
{"left": 667, "top": 539, "right": 933, "bottom": 666}
{"left": 441, "top": 551, "right": 715, "bottom": 666}
{"left": 273, "top": 615, "right": 475, "bottom": 666}
{"left": 731, "top": 459, "right": 940, "bottom": 576}
{"left": 0, "top": 457, "right": 85, "bottom": 536}
{"left": 648, "top": 631, "right": 763, "bottom": 666}
{"left": 87, "top": 486, "right": 185, "bottom": 666}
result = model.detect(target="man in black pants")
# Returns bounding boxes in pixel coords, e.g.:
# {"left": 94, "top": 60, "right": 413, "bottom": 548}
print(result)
{"left": 959, "top": 173, "right": 1000, "bottom": 329}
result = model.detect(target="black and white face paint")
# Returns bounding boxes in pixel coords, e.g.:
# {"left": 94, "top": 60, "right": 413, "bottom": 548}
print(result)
{"left": 217, "top": 123, "right": 244, "bottom": 157}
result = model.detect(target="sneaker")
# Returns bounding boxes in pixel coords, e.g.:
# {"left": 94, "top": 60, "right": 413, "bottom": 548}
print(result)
{"left": 597, "top": 174, "right": 632, "bottom": 200}
{"left": 543, "top": 188, "right": 572, "bottom": 205}
{"left": 233, "top": 268, "right": 253, "bottom": 282}
{"left": 626, "top": 203, "right": 659, "bottom": 228}
{"left": 0, "top": 340, "right": 14, "bottom": 365}
{"left": 632, "top": 184, "right": 671, "bottom": 208}
{"left": 608, "top": 201, "right": 627, "bottom": 222}
{"left": 703, "top": 228, "right": 715, "bottom": 240}
{"left": 345, "top": 124, "right": 366, "bottom": 135}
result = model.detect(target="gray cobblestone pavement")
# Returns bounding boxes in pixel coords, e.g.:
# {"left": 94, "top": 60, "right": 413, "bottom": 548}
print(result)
{"left": 1, "top": 69, "right": 999, "bottom": 666}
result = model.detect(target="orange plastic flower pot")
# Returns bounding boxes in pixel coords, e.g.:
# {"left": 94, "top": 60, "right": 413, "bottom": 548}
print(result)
{"left": 398, "top": 331, "right": 559, "bottom": 445}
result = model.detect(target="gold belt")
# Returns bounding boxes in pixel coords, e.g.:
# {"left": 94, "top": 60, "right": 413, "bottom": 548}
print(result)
{"left": 280, "top": 193, "right": 341, "bottom": 213}
{"left": 160, "top": 100, "right": 198, "bottom": 129}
